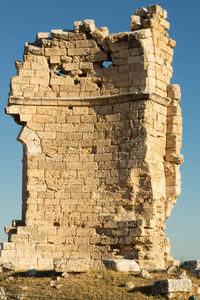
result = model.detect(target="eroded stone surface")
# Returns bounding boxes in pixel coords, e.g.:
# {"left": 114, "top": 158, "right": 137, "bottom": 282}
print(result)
{"left": 154, "top": 279, "right": 192, "bottom": 293}
{"left": 125, "top": 281, "right": 135, "bottom": 289}
{"left": 138, "top": 269, "right": 151, "bottom": 279}
{"left": 182, "top": 260, "right": 200, "bottom": 271}
{"left": 103, "top": 259, "right": 140, "bottom": 272}
{"left": 0, "top": 5, "right": 183, "bottom": 271}
{"left": 54, "top": 258, "right": 90, "bottom": 273}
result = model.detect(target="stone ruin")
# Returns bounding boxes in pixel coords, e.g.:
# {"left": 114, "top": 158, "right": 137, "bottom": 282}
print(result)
{"left": 0, "top": 5, "right": 183, "bottom": 271}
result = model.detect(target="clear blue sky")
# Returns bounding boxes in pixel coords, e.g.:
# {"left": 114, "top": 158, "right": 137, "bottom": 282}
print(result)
{"left": 0, "top": 0, "right": 199, "bottom": 261}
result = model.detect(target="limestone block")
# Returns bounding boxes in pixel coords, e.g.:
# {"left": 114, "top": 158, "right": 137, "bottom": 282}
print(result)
{"left": 20, "top": 114, "right": 32, "bottom": 122}
{"left": 45, "top": 47, "right": 66, "bottom": 56}
{"left": 134, "top": 7, "right": 148, "bottom": 18}
{"left": 60, "top": 56, "right": 72, "bottom": 63}
{"left": 90, "top": 27, "right": 109, "bottom": 43}
{"left": 31, "top": 60, "right": 48, "bottom": 69}
{"left": 168, "top": 38, "right": 176, "bottom": 49}
{"left": 0, "top": 287, "right": 7, "bottom": 299}
{"left": 50, "top": 77, "right": 74, "bottom": 85}
{"left": 167, "top": 116, "right": 182, "bottom": 125}
{"left": 160, "top": 19, "right": 170, "bottom": 30}
{"left": 156, "top": 79, "right": 167, "bottom": 92}
{"left": 168, "top": 105, "right": 181, "bottom": 117}
{"left": 75, "top": 39, "right": 96, "bottom": 48}
{"left": 5, "top": 105, "right": 20, "bottom": 115}
{"left": 167, "top": 84, "right": 181, "bottom": 100}
{"left": 50, "top": 56, "right": 61, "bottom": 64}
{"left": 140, "top": 38, "right": 154, "bottom": 55}
{"left": 36, "top": 32, "right": 51, "bottom": 39}
{"left": 147, "top": 5, "right": 164, "bottom": 18}
{"left": 89, "top": 51, "right": 108, "bottom": 62}
{"left": 167, "top": 123, "right": 182, "bottom": 134}
{"left": 79, "top": 62, "right": 93, "bottom": 70}
{"left": 25, "top": 45, "right": 44, "bottom": 56}
{"left": 181, "top": 260, "right": 200, "bottom": 271}
{"left": 54, "top": 258, "right": 90, "bottom": 272}
{"left": 132, "top": 28, "right": 152, "bottom": 39}
{"left": 103, "top": 259, "right": 140, "bottom": 272}
{"left": 18, "top": 69, "right": 34, "bottom": 77}
{"left": 154, "top": 278, "right": 192, "bottom": 293}
{"left": 142, "top": 18, "right": 159, "bottom": 29}
{"left": 17, "top": 127, "right": 41, "bottom": 155}
{"left": 82, "top": 19, "right": 95, "bottom": 32}
{"left": 68, "top": 47, "right": 91, "bottom": 56}
{"left": 74, "top": 21, "right": 83, "bottom": 33}
{"left": 130, "top": 15, "right": 142, "bottom": 31}
{"left": 62, "top": 63, "right": 79, "bottom": 71}
{"left": 166, "top": 138, "right": 181, "bottom": 151}
{"left": 138, "top": 269, "right": 151, "bottom": 279}
{"left": 194, "top": 284, "right": 200, "bottom": 294}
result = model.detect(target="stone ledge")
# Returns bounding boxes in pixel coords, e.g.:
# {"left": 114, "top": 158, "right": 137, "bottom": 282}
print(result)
{"left": 7, "top": 92, "right": 170, "bottom": 109}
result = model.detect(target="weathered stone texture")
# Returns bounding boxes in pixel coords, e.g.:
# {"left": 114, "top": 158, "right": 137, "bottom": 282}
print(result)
{"left": 54, "top": 258, "right": 90, "bottom": 273}
{"left": 103, "top": 259, "right": 140, "bottom": 272}
{"left": 154, "top": 278, "right": 192, "bottom": 293}
{"left": 182, "top": 260, "right": 200, "bottom": 271}
{"left": 0, "top": 5, "right": 183, "bottom": 271}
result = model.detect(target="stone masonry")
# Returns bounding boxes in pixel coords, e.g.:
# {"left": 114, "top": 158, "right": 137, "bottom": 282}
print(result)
{"left": 0, "top": 5, "right": 183, "bottom": 270}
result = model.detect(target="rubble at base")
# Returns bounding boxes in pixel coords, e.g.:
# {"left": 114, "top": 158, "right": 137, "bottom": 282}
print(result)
{"left": 103, "top": 259, "right": 140, "bottom": 272}
{"left": 154, "top": 278, "right": 192, "bottom": 293}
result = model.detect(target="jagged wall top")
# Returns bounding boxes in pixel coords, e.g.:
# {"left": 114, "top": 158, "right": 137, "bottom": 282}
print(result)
{"left": 10, "top": 5, "right": 175, "bottom": 101}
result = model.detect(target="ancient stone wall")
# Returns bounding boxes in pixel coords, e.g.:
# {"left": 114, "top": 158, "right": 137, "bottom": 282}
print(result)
{"left": 0, "top": 5, "right": 183, "bottom": 270}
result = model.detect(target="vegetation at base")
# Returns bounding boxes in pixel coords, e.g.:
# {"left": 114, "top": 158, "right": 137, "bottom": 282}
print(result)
{"left": 0, "top": 269, "right": 199, "bottom": 299}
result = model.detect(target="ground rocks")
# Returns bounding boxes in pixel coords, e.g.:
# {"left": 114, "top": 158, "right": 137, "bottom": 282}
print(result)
{"left": 194, "top": 284, "right": 200, "bottom": 294}
{"left": 103, "top": 259, "right": 140, "bottom": 272}
{"left": 154, "top": 278, "right": 192, "bottom": 294}
{"left": 55, "top": 284, "right": 63, "bottom": 290}
{"left": 0, "top": 287, "right": 7, "bottom": 300}
{"left": 192, "top": 269, "right": 200, "bottom": 279}
{"left": 0, "top": 262, "right": 16, "bottom": 272}
{"left": 166, "top": 264, "right": 178, "bottom": 274}
{"left": 177, "top": 270, "right": 188, "bottom": 279}
{"left": 125, "top": 281, "right": 135, "bottom": 289}
{"left": 61, "top": 272, "right": 69, "bottom": 278}
{"left": 181, "top": 260, "right": 200, "bottom": 280}
{"left": 138, "top": 269, "right": 151, "bottom": 279}
{"left": 181, "top": 260, "right": 200, "bottom": 271}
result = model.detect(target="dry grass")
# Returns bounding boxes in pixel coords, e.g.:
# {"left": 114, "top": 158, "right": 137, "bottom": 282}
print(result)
{"left": 0, "top": 268, "right": 199, "bottom": 299}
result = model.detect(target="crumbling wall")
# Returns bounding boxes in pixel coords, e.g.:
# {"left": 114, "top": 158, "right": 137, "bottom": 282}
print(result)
{"left": 0, "top": 5, "right": 183, "bottom": 270}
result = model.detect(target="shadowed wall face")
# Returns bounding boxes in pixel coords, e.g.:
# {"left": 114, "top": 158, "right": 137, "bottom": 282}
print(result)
{"left": 0, "top": 5, "right": 182, "bottom": 270}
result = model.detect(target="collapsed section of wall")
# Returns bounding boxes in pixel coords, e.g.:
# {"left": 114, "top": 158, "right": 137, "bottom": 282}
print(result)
{"left": 1, "top": 5, "right": 183, "bottom": 270}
